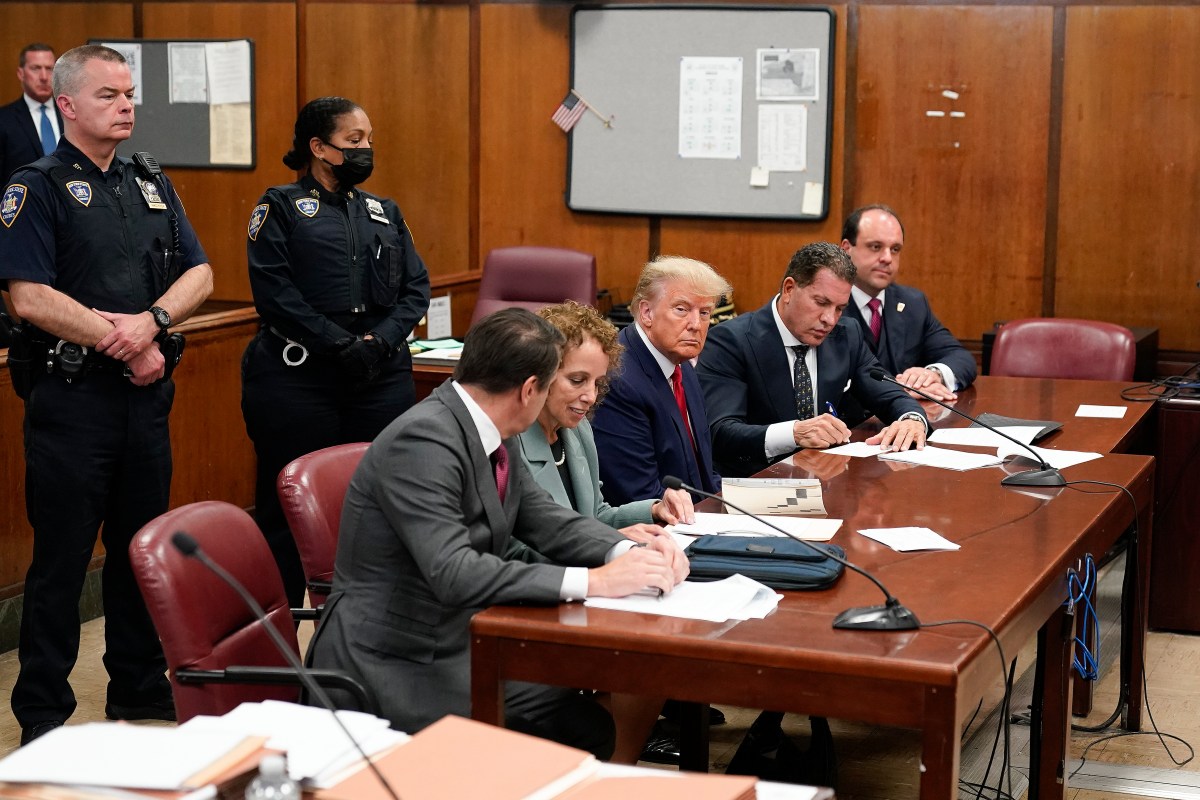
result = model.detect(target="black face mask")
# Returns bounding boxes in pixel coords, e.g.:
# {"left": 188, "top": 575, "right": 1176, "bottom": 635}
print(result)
{"left": 322, "top": 144, "right": 374, "bottom": 188}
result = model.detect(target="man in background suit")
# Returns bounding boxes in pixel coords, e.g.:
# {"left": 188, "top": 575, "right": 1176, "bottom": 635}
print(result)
{"left": 697, "top": 242, "right": 927, "bottom": 478}
{"left": 307, "top": 308, "right": 687, "bottom": 756}
{"left": 592, "top": 256, "right": 732, "bottom": 506}
{"left": 839, "top": 204, "right": 976, "bottom": 405}
{"left": 1, "top": 43, "right": 60, "bottom": 341}
{"left": 1, "top": 43, "right": 60, "bottom": 183}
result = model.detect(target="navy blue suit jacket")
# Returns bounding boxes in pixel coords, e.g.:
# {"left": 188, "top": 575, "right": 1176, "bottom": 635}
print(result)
{"left": 0, "top": 97, "right": 60, "bottom": 183}
{"left": 842, "top": 283, "right": 976, "bottom": 388}
{"left": 697, "top": 300, "right": 924, "bottom": 478}
{"left": 592, "top": 325, "right": 721, "bottom": 506}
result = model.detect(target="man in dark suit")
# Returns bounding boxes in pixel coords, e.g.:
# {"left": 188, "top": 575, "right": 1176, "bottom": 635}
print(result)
{"left": 839, "top": 204, "right": 976, "bottom": 404}
{"left": 1, "top": 43, "right": 60, "bottom": 183}
{"left": 307, "top": 308, "right": 687, "bottom": 756}
{"left": 592, "top": 256, "right": 732, "bottom": 506}
{"left": 697, "top": 242, "right": 927, "bottom": 478}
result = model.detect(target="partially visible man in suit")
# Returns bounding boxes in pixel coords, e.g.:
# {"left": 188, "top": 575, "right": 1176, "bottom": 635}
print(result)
{"left": 1, "top": 43, "right": 59, "bottom": 340}
{"left": 698, "top": 242, "right": 927, "bottom": 478}
{"left": 839, "top": 204, "right": 975, "bottom": 404}
{"left": 307, "top": 308, "right": 687, "bottom": 756}
{"left": 1, "top": 43, "right": 60, "bottom": 183}
{"left": 592, "top": 256, "right": 732, "bottom": 506}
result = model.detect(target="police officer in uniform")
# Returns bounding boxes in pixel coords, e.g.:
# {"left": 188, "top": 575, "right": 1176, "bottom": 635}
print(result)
{"left": 0, "top": 45, "right": 213, "bottom": 745}
{"left": 242, "top": 96, "right": 430, "bottom": 606}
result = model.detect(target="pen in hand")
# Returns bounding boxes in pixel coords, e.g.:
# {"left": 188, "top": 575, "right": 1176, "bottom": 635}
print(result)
{"left": 825, "top": 401, "right": 838, "bottom": 417}
{"left": 633, "top": 542, "right": 665, "bottom": 599}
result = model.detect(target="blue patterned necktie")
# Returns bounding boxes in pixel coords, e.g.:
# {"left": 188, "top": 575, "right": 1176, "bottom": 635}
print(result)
{"left": 39, "top": 104, "right": 57, "bottom": 155}
{"left": 791, "top": 345, "right": 814, "bottom": 420}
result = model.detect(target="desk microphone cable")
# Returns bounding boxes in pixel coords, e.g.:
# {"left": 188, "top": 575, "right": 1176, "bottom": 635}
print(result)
{"left": 1119, "top": 360, "right": 1200, "bottom": 402}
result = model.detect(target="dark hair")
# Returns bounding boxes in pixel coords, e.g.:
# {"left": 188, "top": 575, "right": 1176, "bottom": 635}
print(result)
{"left": 454, "top": 308, "right": 566, "bottom": 394}
{"left": 783, "top": 242, "right": 856, "bottom": 290}
{"left": 841, "top": 204, "right": 904, "bottom": 245}
{"left": 282, "top": 96, "right": 360, "bottom": 170}
{"left": 19, "top": 43, "right": 54, "bottom": 68}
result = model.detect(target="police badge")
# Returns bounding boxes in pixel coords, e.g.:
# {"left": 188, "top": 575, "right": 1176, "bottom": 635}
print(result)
{"left": 65, "top": 180, "right": 92, "bottom": 207}
{"left": 136, "top": 177, "right": 168, "bottom": 210}
{"left": 295, "top": 197, "right": 320, "bottom": 218}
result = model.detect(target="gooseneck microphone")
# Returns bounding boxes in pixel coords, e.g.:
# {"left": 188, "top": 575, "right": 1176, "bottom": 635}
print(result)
{"left": 868, "top": 368, "right": 1066, "bottom": 488}
{"left": 171, "top": 532, "right": 402, "bottom": 800}
{"left": 663, "top": 476, "right": 919, "bottom": 630}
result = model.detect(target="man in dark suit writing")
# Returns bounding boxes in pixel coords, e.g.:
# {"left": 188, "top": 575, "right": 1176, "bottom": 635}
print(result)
{"left": 592, "top": 256, "right": 732, "bottom": 506}
{"left": 697, "top": 242, "right": 927, "bottom": 478}
{"left": 307, "top": 308, "right": 687, "bottom": 757}
{"left": 839, "top": 204, "right": 976, "bottom": 404}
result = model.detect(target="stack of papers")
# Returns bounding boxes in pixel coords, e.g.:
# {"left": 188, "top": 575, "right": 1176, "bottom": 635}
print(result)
{"left": 719, "top": 477, "right": 826, "bottom": 515}
{"left": 585, "top": 574, "right": 782, "bottom": 623}
{"left": 179, "top": 699, "right": 407, "bottom": 788}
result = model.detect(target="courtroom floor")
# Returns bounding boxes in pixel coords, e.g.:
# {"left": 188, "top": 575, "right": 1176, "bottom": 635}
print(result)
{"left": 1, "top": 617, "right": 1198, "bottom": 799}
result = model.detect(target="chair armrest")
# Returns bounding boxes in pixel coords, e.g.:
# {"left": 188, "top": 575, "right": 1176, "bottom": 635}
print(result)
{"left": 176, "top": 666, "right": 376, "bottom": 715}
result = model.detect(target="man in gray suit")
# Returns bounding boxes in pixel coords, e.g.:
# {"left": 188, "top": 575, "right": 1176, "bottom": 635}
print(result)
{"left": 308, "top": 308, "right": 687, "bottom": 758}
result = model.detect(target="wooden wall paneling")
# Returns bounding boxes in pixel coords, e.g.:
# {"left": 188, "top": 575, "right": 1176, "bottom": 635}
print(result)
{"left": 1058, "top": 6, "right": 1200, "bottom": 353}
{"left": 305, "top": 2, "right": 472, "bottom": 281}
{"left": 0, "top": 3, "right": 132, "bottom": 82}
{"left": 852, "top": 6, "right": 1054, "bottom": 346}
{"left": 478, "top": 4, "right": 649, "bottom": 307}
{"left": 658, "top": 5, "right": 849, "bottom": 314}
{"left": 0, "top": 356, "right": 32, "bottom": 597}
{"left": 142, "top": 3, "right": 299, "bottom": 305}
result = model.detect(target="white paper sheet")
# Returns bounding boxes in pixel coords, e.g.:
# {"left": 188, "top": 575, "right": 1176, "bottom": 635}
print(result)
{"left": 928, "top": 425, "right": 1042, "bottom": 448}
{"left": 824, "top": 442, "right": 882, "bottom": 458}
{"left": 204, "top": 40, "right": 251, "bottom": 105}
{"left": 1075, "top": 404, "right": 1128, "bottom": 419}
{"left": 670, "top": 512, "right": 841, "bottom": 541}
{"left": 678, "top": 56, "right": 742, "bottom": 159}
{"left": 858, "top": 527, "right": 960, "bottom": 552}
{"left": 757, "top": 104, "right": 806, "bottom": 172}
{"left": 0, "top": 723, "right": 251, "bottom": 789}
{"left": 879, "top": 445, "right": 1004, "bottom": 471}
{"left": 997, "top": 443, "right": 1102, "bottom": 470}
{"left": 169, "top": 42, "right": 208, "bottom": 103}
{"left": 585, "top": 574, "right": 780, "bottom": 622}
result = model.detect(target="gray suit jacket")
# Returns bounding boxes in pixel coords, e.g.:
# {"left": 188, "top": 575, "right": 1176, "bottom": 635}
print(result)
{"left": 308, "top": 381, "right": 624, "bottom": 732}
{"left": 516, "top": 418, "right": 656, "bottom": 529}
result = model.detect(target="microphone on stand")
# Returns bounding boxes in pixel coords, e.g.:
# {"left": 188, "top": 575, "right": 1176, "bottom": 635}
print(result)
{"left": 171, "top": 532, "right": 402, "bottom": 800}
{"left": 663, "top": 476, "right": 919, "bottom": 630}
{"left": 868, "top": 368, "right": 1066, "bottom": 488}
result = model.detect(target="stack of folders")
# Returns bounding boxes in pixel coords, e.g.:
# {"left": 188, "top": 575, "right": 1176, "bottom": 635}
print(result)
{"left": 316, "top": 715, "right": 759, "bottom": 800}
{"left": 719, "top": 477, "right": 827, "bottom": 516}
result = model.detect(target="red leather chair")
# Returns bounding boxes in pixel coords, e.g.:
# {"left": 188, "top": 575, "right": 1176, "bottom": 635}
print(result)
{"left": 991, "top": 318, "right": 1136, "bottom": 381}
{"left": 277, "top": 442, "right": 369, "bottom": 608}
{"left": 470, "top": 246, "right": 597, "bottom": 326}
{"left": 130, "top": 500, "right": 371, "bottom": 722}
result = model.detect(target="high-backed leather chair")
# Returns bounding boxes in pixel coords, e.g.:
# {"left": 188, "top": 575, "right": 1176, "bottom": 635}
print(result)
{"left": 991, "top": 318, "right": 1136, "bottom": 381}
{"left": 470, "top": 246, "right": 597, "bottom": 326}
{"left": 130, "top": 500, "right": 371, "bottom": 722}
{"left": 277, "top": 442, "right": 369, "bottom": 608}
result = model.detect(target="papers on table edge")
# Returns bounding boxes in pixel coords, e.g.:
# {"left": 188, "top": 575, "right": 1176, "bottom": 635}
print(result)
{"left": 671, "top": 512, "right": 841, "bottom": 542}
{"left": 585, "top": 574, "right": 783, "bottom": 622}
{"left": 858, "top": 526, "right": 960, "bottom": 552}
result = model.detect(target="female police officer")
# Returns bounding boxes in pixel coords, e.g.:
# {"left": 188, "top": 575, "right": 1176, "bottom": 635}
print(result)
{"left": 242, "top": 97, "right": 430, "bottom": 606}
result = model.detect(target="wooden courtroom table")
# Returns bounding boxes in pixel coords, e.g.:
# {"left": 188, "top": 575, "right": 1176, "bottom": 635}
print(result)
{"left": 470, "top": 376, "right": 1155, "bottom": 800}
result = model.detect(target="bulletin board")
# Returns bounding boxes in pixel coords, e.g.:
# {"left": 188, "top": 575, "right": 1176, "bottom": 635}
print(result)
{"left": 566, "top": 5, "right": 834, "bottom": 220}
{"left": 89, "top": 38, "right": 256, "bottom": 169}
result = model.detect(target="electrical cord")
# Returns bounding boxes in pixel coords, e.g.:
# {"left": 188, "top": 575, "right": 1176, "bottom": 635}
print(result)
{"left": 1066, "top": 554, "right": 1099, "bottom": 681}
{"left": 921, "top": 618, "right": 1012, "bottom": 800}
{"left": 1119, "top": 361, "right": 1200, "bottom": 402}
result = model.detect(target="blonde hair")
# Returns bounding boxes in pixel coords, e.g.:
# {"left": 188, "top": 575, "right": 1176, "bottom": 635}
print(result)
{"left": 631, "top": 255, "right": 732, "bottom": 308}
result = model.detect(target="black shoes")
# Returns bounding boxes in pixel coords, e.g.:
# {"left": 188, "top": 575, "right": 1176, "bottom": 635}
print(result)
{"left": 20, "top": 720, "right": 63, "bottom": 746}
{"left": 105, "top": 695, "right": 177, "bottom": 722}
{"left": 639, "top": 719, "right": 682, "bottom": 765}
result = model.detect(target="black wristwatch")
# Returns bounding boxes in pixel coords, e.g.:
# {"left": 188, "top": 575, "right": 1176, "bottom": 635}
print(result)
{"left": 149, "top": 305, "right": 171, "bottom": 331}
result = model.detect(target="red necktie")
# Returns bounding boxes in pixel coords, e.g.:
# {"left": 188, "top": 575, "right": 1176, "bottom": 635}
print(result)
{"left": 672, "top": 365, "right": 697, "bottom": 453}
{"left": 492, "top": 443, "right": 509, "bottom": 504}
{"left": 867, "top": 297, "right": 883, "bottom": 344}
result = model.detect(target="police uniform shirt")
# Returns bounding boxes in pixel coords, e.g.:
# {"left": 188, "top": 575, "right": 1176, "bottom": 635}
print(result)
{"left": 0, "top": 138, "right": 207, "bottom": 311}
{"left": 246, "top": 175, "right": 430, "bottom": 354}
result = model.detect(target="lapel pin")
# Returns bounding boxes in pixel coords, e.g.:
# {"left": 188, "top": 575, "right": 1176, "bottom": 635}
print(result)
{"left": 896, "top": 302, "right": 906, "bottom": 313}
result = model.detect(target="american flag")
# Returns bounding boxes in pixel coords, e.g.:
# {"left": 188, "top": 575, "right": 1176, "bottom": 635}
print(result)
{"left": 551, "top": 92, "right": 586, "bottom": 132}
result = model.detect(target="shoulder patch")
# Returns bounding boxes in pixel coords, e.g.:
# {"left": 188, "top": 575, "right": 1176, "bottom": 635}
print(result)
{"left": 247, "top": 203, "right": 270, "bottom": 241}
{"left": 295, "top": 197, "right": 319, "bottom": 218}
{"left": 1, "top": 184, "right": 27, "bottom": 228}
{"left": 65, "top": 180, "right": 92, "bottom": 207}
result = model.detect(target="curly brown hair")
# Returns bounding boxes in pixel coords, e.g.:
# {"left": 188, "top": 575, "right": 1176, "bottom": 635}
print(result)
{"left": 538, "top": 301, "right": 624, "bottom": 407}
